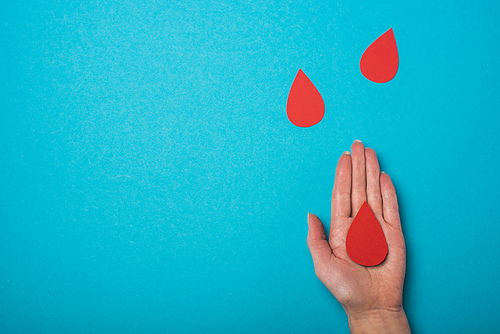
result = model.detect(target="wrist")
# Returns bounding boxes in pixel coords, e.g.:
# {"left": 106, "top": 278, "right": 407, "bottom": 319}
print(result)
{"left": 346, "top": 308, "right": 410, "bottom": 334}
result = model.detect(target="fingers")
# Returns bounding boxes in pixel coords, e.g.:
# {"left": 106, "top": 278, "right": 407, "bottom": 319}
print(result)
{"left": 365, "top": 148, "right": 383, "bottom": 219}
{"left": 307, "top": 213, "right": 333, "bottom": 279}
{"left": 330, "top": 151, "right": 352, "bottom": 252}
{"left": 351, "top": 140, "right": 367, "bottom": 216}
{"left": 331, "top": 151, "right": 352, "bottom": 220}
{"left": 380, "top": 172, "right": 401, "bottom": 229}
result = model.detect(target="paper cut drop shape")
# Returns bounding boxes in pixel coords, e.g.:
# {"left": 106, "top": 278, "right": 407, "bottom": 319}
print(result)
{"left": 286, "top": 69, "right": 325, "bottom": 127}
{"left": 346, "top": 201, "right": 388, "bottom": 266}
{"left": 360, "top": 28, "right": 399, "bottom": 83}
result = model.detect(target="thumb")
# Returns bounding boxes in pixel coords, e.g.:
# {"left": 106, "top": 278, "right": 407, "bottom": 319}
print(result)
{"left": 307, "top": 213, "right": 333, "bottom": 280}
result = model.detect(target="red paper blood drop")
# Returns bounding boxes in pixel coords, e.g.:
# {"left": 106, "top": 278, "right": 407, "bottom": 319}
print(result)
{"left": 346, "top": 201, "right": 388, "bottom": 266}
{"left": 360, "top": 28, "right": 399, "bottom": 83}
{"left": 286, "top": 69, "right": 325, "bottom": 127}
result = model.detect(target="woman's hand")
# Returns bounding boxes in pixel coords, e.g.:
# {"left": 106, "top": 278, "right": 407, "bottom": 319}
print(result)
{"left": 307, "top": 140, "right": 410, "bottom": 333}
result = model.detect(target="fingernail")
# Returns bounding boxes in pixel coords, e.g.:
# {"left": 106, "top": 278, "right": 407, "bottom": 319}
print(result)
{"left": 343, "top": 151, "right": 350, "bottom": 155}
{"left": 307, "top": 212, "right": 310, "bottom": 221}
{"left": 354, "top": 139, "right": 362, "bottom": 143}
{"left": 380, "top": 171, "right": 386, "bottom": 174}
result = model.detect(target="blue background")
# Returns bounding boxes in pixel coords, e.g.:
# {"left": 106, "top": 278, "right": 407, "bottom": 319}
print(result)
{"left": 1, "top": 0, "right": 499, "bottom": 333}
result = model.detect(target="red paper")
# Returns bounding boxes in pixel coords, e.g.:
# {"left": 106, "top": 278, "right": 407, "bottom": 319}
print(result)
{"left": 346, "top": 201, "right": 388, "bottom": 266}
{"left": 360, "top": 28, "right": 399, "bottom": 83}
{"left": 286, "top": 69, "right": 325, "bottom": 127}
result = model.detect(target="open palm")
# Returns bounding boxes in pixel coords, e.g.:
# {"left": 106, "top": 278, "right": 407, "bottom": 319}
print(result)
{"left": 307, "top": 140, "right": 410, "bottom": 332}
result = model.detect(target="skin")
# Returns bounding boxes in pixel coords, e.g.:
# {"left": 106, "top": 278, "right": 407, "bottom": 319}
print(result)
{"left": 307, "top": 140, "right": 411, "bottom": 333}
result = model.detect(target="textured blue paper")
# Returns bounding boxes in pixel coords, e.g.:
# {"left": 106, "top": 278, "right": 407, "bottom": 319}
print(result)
{"left": 1, "top": 0, "right": 499, "bottom": 333}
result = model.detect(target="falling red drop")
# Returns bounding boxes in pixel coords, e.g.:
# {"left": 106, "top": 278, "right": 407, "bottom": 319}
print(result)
{"left": 286, "top": 69, "right": 325, "bottom": 127}
{"left": 346, "top": 201, "right": 388, "bottom": 266}
{"left": 360, "top": 28, "right": 399, "bottom": 83}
